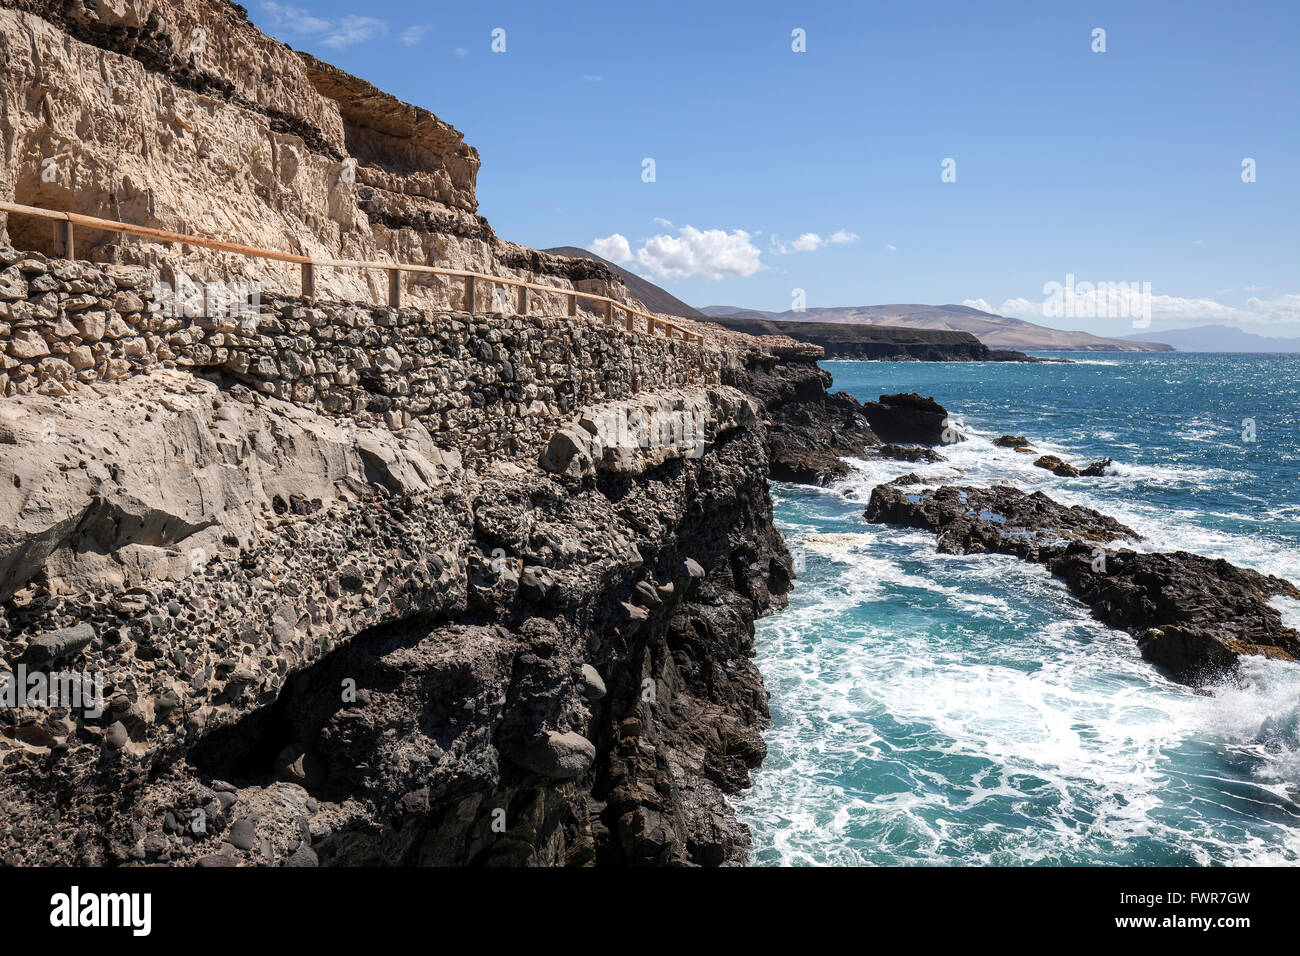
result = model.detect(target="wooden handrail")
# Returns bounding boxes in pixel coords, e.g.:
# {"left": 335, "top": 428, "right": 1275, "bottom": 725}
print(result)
{"left": 0, "top": 201, "right": 704, "bottom": 345}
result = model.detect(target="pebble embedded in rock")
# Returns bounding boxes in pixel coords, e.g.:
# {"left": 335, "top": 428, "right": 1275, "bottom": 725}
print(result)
{"left": 227, "top": 817, "right": 257, "bottom": 851}
{"left": 580, "top": 664, "right": 606, "bottom": 700}
{"left": 104, "top": 721, "right": 128, "bottom": 750}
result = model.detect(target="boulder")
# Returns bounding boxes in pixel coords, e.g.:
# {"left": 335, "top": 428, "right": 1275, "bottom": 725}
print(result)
{"left": 1033, "top": 454, "right": 1113, "bottom": 477}
{"left": 22, "top": 622, "right": 95, "bottom": 666}
{"left": 506, "top": 731, "right": 597, "bottom": 780}
{"left": 862, "top": 392, "right": 955, "bottom": 445}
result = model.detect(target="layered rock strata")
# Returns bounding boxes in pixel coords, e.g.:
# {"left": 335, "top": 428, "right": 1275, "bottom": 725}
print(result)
{"left": 0, "top": 3, "right": 632, "bottom": 311}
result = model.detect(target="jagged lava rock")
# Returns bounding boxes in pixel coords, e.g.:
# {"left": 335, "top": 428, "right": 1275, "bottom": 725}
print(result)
{"left": 865, "top": 483, "right": 1300, "bottom": 684}
{"left": 862, "top": 392, "right": 957, "bottom": 445}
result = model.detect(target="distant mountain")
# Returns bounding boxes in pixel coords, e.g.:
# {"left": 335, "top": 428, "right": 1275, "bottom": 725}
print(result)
{"left": 1119, "top": 325, "right": 1300, "bottom": 353}
{"left": 699, "top": 303, "right": 1173, "bottom": 352}
{"left": 543, "top": 247, "right": 705, "bottom": 319}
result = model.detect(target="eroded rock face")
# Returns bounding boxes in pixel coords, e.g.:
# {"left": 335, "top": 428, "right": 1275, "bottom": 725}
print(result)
{"left": 723, "top": 348, "right": 880, "bottom": 485}
{"left": 0, "top": 379, "right": 790, "bottom": 866}
{"left": 0, "top": 242, "right": 790, "bottom": 866}
{"left": 865, "top": 483, "right": 1300, "bottom": 684}
{"left": 0, "top": 4, "right": 632, "bottom": 311}
{"left": 0, "top": 0, "right": 799, "bottom": 869}
{"left": 539, "top": 387, "right": 758, "bottom": 478}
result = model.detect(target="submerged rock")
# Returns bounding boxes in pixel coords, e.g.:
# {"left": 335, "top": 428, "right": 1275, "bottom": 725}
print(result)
{"left": 1033, "top": 454, "right": 1113, "bottom": 477}
{"left": 993, "top": 434, "right": 1031, "bottom": 449}
{"left": 876, "top": 443, "right": 946, "bottom": 463}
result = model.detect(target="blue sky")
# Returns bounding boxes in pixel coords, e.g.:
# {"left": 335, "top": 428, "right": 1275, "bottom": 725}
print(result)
{"left": 253, "top": 0, "right": 1300, "bottom": 337}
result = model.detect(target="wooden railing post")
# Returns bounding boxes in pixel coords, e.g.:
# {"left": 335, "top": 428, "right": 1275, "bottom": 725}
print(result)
{"left": 301, "top": 262, "right": 315, "bottom": 300}
{"left": 464, "top": 275, "right": 475, "bottom": 312}
{"left": 518, "top": 284, "right": 527, "bottom": 315}
{"left": 56, "top": 219, "right": 74, "bottom": 259}
{"left": 388, "top": 268, "right": 402, "bottom": 308}
{"left": 567, "top": 293, "right": 576, "bottom": 317}
{"left": 603, "top": 300, "right": 611, "bottom": 325}
{"left": 647, "top": 315, "right": 655, "bottom": 336}
{"left": 625, "top": 311, "right": 634, "bottom": 333}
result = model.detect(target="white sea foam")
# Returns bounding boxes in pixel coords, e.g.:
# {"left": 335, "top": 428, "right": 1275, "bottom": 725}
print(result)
{"left": 741, "top": 437, "right": 1300, "bottom": 865}
{"left": 1271, "top": 595, "right": 1300, "bottom": 629}
{"left": 737, "top": 529, "right": 1300, "bottom": 865}
{"left": 829, "top": 429, "right": 1300, "bottom": 582}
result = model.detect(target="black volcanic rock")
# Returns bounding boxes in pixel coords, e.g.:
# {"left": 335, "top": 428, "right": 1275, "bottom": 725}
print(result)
{"left": 877, "top": 443, "right": 946, "bottom": 463}
{"left": 993, "top": 435, "right": 1031, "bottom": 449}
{"left": 862, "top": 393, "right": 956, "bottom": 445}
{"left": 865, "top": 483, "right": 1300, "bottom": 684}
{"left": 723, "top": 348, "right": 879, "bottom": 485}
{"left": 1033, "top": 454, "right": 1113, "bottom": 477}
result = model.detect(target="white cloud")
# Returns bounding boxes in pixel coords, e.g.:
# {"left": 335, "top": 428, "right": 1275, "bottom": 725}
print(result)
{"left": 770, "top": 229, "right": 858, "bottom": 254}
{"left": 582, "top": 75, "right": 603, "bottom": 82}
{"left": 454, "top": 47, "right": 469, "bottom": 57}
{"left": 1243, "top": 293, "right": 1300, "bottom": 324}
{"left": 322, "top": 16, "right": 386, "bottom": 48}
{"left": 260, "top": 3, "right": 387, "bottom": 48}
{"left": 885, "top": 243, "right": 897, "bottom": 252}
{"left": 401, "top": 24, "right": 431, "bottom": 46}
{"left": 635, "top": 226, "right": 762, "bottom": 280}
{"left": 261, "top": 1, "right": 330, "bottom": 34}
{"left": 652, "top": 217, "right": 674, "bottom": 229}
{"left": 590, "top": 233, "right": 633, "bottom": 264}
{"left": 963, "top": 297, "right": 1038, "bottom": 317}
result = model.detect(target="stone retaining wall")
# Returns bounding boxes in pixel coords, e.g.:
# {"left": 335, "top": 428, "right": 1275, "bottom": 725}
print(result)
{"left": 0, "top": 248, "right": 722, "bottom": 460}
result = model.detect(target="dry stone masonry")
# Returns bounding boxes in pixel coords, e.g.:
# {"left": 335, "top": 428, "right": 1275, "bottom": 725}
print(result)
{"left": 0, "top": 246, "right": 719, "bottom": 462}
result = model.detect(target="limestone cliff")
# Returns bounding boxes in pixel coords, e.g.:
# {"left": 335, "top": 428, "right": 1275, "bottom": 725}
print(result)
{"left": 0, "top": 0, "right": 628, "bottom": 310}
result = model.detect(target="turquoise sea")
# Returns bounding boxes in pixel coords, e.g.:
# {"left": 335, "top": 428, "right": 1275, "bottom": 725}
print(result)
{"left": 735, "top": 352, "right": 1300, "bottom": 865}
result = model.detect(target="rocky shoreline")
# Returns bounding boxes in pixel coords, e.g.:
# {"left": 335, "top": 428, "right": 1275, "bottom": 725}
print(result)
{"left": 3, "top": 254, "right": 1293, "bottom": 862}
{"left": 3, "top": 0, "right": 1290, "bottom": 871}
{"left": 866, "top": 482, "right": 1300, "bottom": 685}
